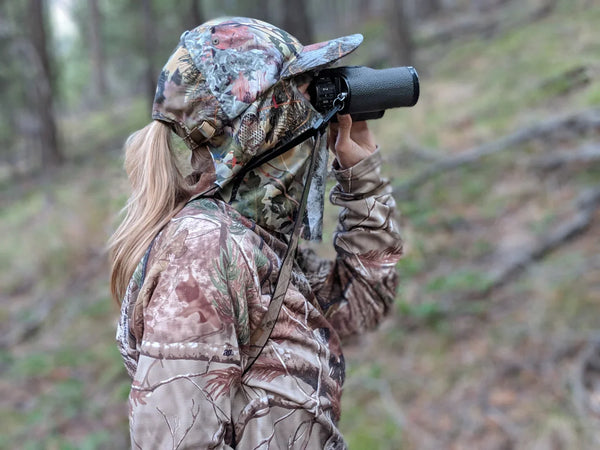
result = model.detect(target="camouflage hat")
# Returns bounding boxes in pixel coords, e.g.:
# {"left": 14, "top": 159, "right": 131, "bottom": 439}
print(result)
{"left": 152, "top": 16, "right": 363, "bottom": 147}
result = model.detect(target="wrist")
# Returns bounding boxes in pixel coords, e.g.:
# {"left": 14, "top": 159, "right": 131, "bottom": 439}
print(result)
{"left": 332, "top": 148, "right": 383, "bottom": 193}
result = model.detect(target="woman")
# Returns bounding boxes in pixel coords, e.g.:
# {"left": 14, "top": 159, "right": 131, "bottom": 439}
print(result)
{"left": 109, "top": 17, "right": 403, "bottom": 449}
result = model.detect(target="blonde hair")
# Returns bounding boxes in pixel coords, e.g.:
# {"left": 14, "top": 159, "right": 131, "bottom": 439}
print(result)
{"left": 108, "top": 120, "right": 192, "bottom": 302}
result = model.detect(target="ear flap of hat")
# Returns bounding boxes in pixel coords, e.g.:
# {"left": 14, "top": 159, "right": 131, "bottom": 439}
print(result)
{"left": 152, "top": 43, "right": 224, "bottom": 148}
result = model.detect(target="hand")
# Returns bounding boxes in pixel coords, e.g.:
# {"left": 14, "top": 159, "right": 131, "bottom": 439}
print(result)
{"left": 327, "top": 114, "right": 377, "bottom": 169}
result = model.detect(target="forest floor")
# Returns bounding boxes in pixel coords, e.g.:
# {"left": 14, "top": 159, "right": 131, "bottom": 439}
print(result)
{"left": 1, "top": 0, "right": 600, "bottom": 449}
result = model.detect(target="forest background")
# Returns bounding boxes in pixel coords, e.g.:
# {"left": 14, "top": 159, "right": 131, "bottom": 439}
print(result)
{"left": 1, "top": 0, "right": 600, "bottom": 448}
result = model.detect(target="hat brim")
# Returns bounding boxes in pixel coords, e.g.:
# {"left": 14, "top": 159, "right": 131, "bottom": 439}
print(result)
{"left": 281, "top": 33, "right": 363, "bottom": 78}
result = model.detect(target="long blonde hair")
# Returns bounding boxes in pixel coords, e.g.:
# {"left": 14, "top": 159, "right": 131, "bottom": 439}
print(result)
{"left": 108, "top": 120, "right": 192, "bottom": 302}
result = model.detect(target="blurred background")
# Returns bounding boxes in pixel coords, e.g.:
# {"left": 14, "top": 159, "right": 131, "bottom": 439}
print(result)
{"left": 1, "top": 0, "right": 599, "bottom": 448}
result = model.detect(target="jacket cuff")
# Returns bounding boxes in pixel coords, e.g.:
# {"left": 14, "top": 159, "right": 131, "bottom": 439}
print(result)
{"left": 332, "top": 148, "right": 383, "bottom": 194}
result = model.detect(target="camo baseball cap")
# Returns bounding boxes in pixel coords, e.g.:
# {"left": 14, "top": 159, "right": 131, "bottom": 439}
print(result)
{"left": 152, "top": 16, "right": 363, "bottom": 147}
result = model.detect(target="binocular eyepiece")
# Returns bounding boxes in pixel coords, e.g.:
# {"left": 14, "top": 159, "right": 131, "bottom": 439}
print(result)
{"left": 309, "top": 66, "right": 420, "bottom": 121}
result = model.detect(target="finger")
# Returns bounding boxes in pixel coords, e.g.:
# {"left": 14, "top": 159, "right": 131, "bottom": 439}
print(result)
{"left": 349, "top": 119, "right": 369, "bottom": 134}
{"left": 346, "top": 120, "right": 366, "bottom": 144}
{"left": 336, "top": 114, "right": 352, "bottom": 140}
{"left": 327, "top": 132, "right": 335, "bottom": 152}
{"left": 327, "top": 122, "right": 338, "bottom": 151}
{"left": 334, "top": 114, "right": 353, "bottom": 153}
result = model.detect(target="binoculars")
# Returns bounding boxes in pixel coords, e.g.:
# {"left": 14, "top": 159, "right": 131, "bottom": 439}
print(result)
{"left": 309, "top": 65, "right": 420, "bottom": 121}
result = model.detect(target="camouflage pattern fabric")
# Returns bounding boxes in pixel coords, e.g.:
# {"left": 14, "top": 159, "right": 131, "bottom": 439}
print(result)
{"left": 116, "top": 150, "right": 403, "bottom": 449}
{"left": 215, "top": 80, "right": 329, "bottom": 241}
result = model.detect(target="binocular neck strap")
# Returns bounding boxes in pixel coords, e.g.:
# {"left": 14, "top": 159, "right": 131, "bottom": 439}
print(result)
{"left": 243, "top": 132, "right": 324, "bottom": 374}
{"left": 238, "top": 94, "right": 347, "bottom": 375}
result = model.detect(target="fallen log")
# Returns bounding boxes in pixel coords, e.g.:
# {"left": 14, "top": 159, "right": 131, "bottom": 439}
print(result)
{"left": 529, "top": 143, "right": 600, "bottom": 172}
{"left": 0, "top": 250, "right": 106, "bottom": 349}
{"left": 482, "top": 185, "right": 600, "bottom": 295}
{"left": 419, "top": 0, "right": 558, "bottom": 47}
{"left": 395, "top": 108, "right": 600, "bottom": 197}
{"left": 572, "top": 337, "right": 600, "bottom": 421}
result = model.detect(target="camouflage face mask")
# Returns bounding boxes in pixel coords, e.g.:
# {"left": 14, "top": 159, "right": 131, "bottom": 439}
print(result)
{"left": 209, "top": 79, "right": 328, "bottom": 241}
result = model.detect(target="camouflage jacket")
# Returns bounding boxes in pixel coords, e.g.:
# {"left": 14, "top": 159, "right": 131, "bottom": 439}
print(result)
{"left": 116, "top": 151, "right": 403, "bottom": 449}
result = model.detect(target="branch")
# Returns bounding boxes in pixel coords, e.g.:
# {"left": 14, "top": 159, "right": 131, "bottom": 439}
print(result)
{"left": 571, "top": 337, "right": 600, "bottom": 421}
{"left": 418, "top": 0, "right": 558, "bottom": 47}
{"left": 396, "top": 139, "right": 442, "bottom": 164}
{"left": 529, "top": 143, "right": 600, "bottom": 172}
{"left": 395, "top": 108, "right": 600, "bottom": 196}
{"left": 482, "top": 185, "right": 600, "bottom": 295}
{"left": 0, "top": 250, "right": 106, "bottom": 348}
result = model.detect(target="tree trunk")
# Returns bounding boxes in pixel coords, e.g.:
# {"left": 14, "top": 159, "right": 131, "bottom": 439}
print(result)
{"left": 191, "top": 0, "right": 204, "bottom": 27}
{"left": 386, "top": 0, "right": 414, "bottom": 66}
{"left": 183, "top": 0, "right": 205, "bottom": 30}
{"left": 88, "top": 0, "right": 108, "bottom": 101}
{"left": 141, "top": 0, "right": 157, "bottom": 105}
{"left": 28, "top": 0, "right": 62, "bottom": 167}
{"left": 250, "top": 0, "right": 274, "bottom": 24}
{"left": 282, "top": 0, "right": 314, "bottom": 44}
{"left": 416, "top": 0, "right": 441, "bottom": 18}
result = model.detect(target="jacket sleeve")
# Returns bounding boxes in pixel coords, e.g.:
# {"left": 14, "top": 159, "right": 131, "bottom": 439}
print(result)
{"left": 128, "top": 225, "right": 257, "bottom": 449}
{"left": 298, "top": 149, "right": 403, "bottom": 339}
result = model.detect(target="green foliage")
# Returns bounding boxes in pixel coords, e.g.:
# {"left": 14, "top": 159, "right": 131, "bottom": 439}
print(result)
{"left": 344, "top": 415, "right": 402, "bottom": 450}
{"left": 1, "top": 288, "right": 130, "bottom": 448}
{"left": 397, "top": 300, "right": 445, "bottom": 327}
{"left": 0, "top": 90, "right": 133, "bottom": 447}
{"left": 426, "top": 268, "right": 492, "bottom": 293}
{"left": 397, "top": 252, "right": 426, "bottom": 278}
{"left": 62, "top": 98, "right": 148, "bottom": 158}
{"left": 574, "top": 164, "right": 600, "bottom": 186}
{"left": 427, "top": 1, "right": 600, "bottom": 139}
{"left": 340, "top": 363, "right": 406, "bottom": 449}
{"left": 398, "top": 196, "right": 438, "bottom": 230}
{"left": 8, "top": 352, "right": 53, "bottom": 378}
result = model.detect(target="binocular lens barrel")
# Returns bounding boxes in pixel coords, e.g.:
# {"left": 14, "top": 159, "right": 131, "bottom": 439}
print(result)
{"left": 340, "top": 66, "right": 419, "bottom": 114}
